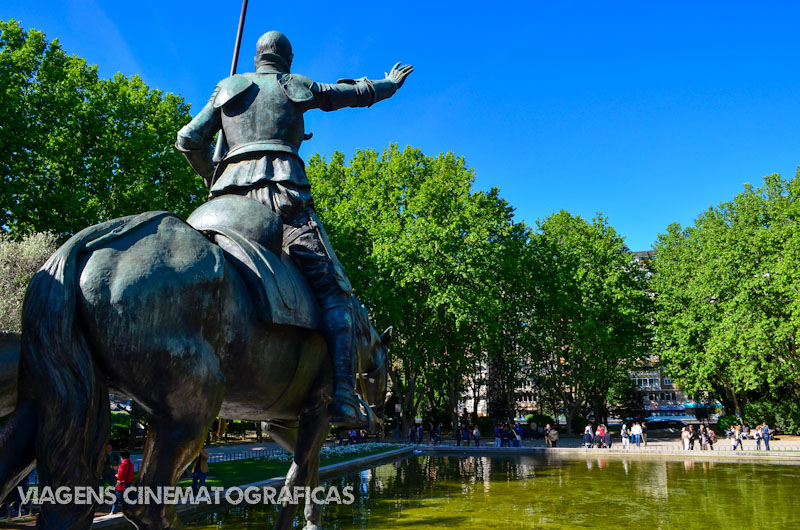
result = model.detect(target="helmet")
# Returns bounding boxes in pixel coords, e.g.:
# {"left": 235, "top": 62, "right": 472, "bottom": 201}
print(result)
{"left": 256, "top": 31, "right": 293, "bottom": 69}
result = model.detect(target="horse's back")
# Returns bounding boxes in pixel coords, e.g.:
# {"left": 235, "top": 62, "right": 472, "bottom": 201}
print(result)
{"left": 76, "top": 214, "right": 234, "bottom": 402}
{"left": 73, "top": 212, "right": 328, "bottom": 421}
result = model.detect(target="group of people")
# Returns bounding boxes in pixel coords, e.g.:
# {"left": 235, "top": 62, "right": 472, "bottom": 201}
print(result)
{"left": 456, "top": 424, "right": 480, "bottom": 446}
{"left": 581, "top": 422, "right": 648, "bottom": 449}
{"left": 679, "top": 424, "right": 716, "bottom": 450}
{"left": 337, "top": 428, "right": 371, "bottom": 445}
{"left": 494, "top": 423, "right": 526, "bottom": 447}
{"left": 584, "top": 424, "right": 620, "bottom": 448}
{"left": 619, "top": 422, "right": 648, "bottom": 449}
{"left": 725, "top": 423, "right": 772, "bottom": 451}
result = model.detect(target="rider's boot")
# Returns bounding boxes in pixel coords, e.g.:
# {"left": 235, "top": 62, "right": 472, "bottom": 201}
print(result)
{"left": 323, "top": 303, "right": 366, "bottom": 429}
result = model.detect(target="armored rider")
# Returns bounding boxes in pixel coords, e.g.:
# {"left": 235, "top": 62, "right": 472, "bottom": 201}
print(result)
{"left": 175, "top": 31, "right": 412, "bottom": 428}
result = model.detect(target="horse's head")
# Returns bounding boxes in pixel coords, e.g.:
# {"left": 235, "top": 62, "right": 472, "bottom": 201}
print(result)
{"left": 352, "top": 299, "right": 392, "bottom": 429}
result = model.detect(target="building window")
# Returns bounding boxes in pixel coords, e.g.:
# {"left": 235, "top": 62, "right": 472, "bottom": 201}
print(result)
{"left": 663, "top": 377, "right": 673, "bottom": 386}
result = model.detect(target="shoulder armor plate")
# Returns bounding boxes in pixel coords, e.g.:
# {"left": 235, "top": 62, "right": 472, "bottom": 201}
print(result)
{"left": 277, "top": 74, "right": 314, "bottom": 103}
{"left": 214, "top": 75, "right": 254, "bottom": 109}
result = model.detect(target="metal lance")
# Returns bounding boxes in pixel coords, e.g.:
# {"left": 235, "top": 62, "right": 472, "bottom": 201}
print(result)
{"left": 212, "top": 0, "right": 249, "bottom": 164}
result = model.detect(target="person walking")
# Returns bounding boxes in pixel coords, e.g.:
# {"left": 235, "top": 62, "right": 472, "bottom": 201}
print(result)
{"left": 731, "top": 426, "right": 742, "bottom": 451}
{"left": 762, "top": 423, "right": 771, "bottom": 451}
{"left": 191, "top": 446, "right": 209, "bottom": 494}
{"left": 547, "top": 426, "right": 559, "bottom": 448}
{"left": 101, "top": 445, "right": 120, "bottom": 488}
{"left": 621, "top": 423, "right": 631, "bottom": 449}
{"left": 641, "top": 421, "right": 648, "bottom": 447}
{"left": 754, "top": 423, "right": 763, "bottom": 450}
{"left": 708, "top": 427, "right": 716, "bottom": 450}
{"left": 632, "top": 422, "right": 643, "bottom": 448}
{"left": 473, "top": 425, "right": 481, "bottom": 447}
{"left": 698, "top": 425, "right": 708, "bottom": 450}
{"left": 110, "top": 451, "right": 134, "bottom": 515}
{"left": 603, "top": 428, "right": 612, "bottom": 449}
{"left": 687, "top": 425, "right": 696, "bottom": 450}
{"left": 503, "top": 424, "right": 515, "bottom": 447}
{"left": 494, "top": 424, "right": 502, "bottom": 447}
{"left": 543, "top": 424, "right": 552, "bottom": 448}
{"left": 595, "top": 425, "right": 605, "bottom": 448}
{"left": 681, "top": 427, "right": 690, "bottom": 450}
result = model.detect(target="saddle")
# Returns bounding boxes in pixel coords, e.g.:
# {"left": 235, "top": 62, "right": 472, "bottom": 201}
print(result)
{"left": 186, "top": 196, "right": 319, "bottom": 329}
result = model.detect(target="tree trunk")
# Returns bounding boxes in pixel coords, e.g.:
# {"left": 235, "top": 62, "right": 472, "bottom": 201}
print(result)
{"left": 447, "top": 377, "right": 459, "bottom": 435}
{"left": 729, "top": 389, "right": 744, "bottom": 419}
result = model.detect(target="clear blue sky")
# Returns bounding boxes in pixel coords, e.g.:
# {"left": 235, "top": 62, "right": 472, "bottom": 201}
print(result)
{"left": 3, "top": 1, "right": 799, "bottom": 251}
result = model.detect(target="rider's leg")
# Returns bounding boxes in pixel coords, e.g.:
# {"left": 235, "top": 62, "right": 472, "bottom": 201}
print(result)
{"left": 237, "top": 182, "right": 364, "bottom": 428}
{"left": 284, "top": 212, "right": 363, "bottom": 428}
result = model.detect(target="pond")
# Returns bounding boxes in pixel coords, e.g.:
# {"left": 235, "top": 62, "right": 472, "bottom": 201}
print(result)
{"left": 189, "top": 453, "right": 800, "bottom": 529}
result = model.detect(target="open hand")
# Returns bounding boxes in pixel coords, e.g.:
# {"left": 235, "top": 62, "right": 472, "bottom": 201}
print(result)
{"left": 386, "top": 62, "right": 413, "bottom": 89}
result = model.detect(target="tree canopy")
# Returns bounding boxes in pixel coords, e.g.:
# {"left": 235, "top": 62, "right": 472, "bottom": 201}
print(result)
{"left": 525, "top": 211, "right": 653, "bottom": 432}
{"left": 0, "top": 19, "right": 204, "bottom": 239}
{"left": 307, "top": 145, "right": 530, "bottom": 431}
{"left": 652, "top": 171, "right": 800, "bottom": 418}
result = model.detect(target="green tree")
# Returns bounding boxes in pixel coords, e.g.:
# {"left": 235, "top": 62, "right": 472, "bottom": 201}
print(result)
{"left": 0, "top": 20, "right": 205, "bottom": 239}
{"left": 652, "top": 171, "right": 800, "bottom": 418}
{"left": 527, "top": 211, "right": 652, "bottom": 433}
{"left": 307, "top": 145, "right": 529, "bottom": 433}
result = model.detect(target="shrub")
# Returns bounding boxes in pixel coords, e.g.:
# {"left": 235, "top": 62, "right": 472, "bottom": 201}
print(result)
{"left": 109, "top": 423, "right": 128, "bottom": 448}
{"left": 717, "top": 414, "right": 739, "bottom": 432}
{"left": 0, "top": 232, "right": 58, "bottom": 332}
{"left": 110, "top": 411, "right": 130, "bottom": 427}
{"left": 744, "top": 401, "right": 800, "bottom": 435}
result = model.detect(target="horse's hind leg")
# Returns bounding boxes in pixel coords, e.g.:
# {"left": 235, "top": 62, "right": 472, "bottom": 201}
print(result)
{"left": 124, "top": 347, "right": 225, "bottom": 530}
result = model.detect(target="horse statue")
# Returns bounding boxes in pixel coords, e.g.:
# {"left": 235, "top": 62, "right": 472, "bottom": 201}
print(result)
{"left": 0, "top": 196, "right": 391, "bottom": 530}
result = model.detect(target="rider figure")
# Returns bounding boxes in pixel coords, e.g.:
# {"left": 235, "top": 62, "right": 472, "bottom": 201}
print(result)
{"left": 175, "top": 31, "right": 412, "bottom": 428}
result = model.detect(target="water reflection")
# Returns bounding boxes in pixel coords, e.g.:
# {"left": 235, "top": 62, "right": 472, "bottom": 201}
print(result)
{"left": 188, "top": 454, "right": 800, "bottom": 530}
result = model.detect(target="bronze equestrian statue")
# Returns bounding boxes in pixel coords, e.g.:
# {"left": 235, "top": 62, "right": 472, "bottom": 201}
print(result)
{"left": 176, "top": 30, "right": 411, "bottom": 429}
{"left": 0, "top": 31, "right": 411, "bottom": 530}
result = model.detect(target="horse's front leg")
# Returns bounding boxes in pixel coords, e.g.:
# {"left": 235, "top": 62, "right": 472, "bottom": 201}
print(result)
{"left": 302, "top": 451, "right": 323, "bottom": 530}
{"left": 273, "top": 397, "right": 328, "bottom": 530}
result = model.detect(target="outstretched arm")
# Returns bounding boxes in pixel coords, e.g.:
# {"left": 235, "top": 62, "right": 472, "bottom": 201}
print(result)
{"left": 309, "top": 62, "right": 413, "bottom": 112}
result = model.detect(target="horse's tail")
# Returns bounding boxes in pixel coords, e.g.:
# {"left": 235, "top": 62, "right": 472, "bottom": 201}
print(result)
{"left": 14, "top": 220, "right": 133, "bottom": 519}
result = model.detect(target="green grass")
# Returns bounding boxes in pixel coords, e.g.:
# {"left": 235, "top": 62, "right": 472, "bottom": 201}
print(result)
{"left": 177, "top": 446, "right": 398, "bottom": 489}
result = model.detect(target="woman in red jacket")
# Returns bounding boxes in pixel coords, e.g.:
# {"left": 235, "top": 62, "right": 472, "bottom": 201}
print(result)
{"left": 110, "top": 452, "right": 134, "bottom": 515}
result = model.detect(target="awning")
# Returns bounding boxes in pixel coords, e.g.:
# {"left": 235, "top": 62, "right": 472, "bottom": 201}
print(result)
{"left": 685, "top": 402, "right": 720, "bottom": 409}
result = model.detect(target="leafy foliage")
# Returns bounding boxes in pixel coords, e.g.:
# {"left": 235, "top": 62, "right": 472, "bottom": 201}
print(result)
{"left": 744, "top": 399, "right": 800, "bottom": 435}
{"left": 0, "top": 20, "right": 205, "bottom": 240}
{"left": 651, "top": 171, "right": 800, "bottom": 417}
{"left": 308, "top": 145, "right": 529, "bottom": 432}
{"left": 525, "top": 211, "right": 653, "bottom": 432}
{"left": 717, "top": 414, "right": 739, "bottom": 432}
{"left": 0, "top": 231, "right": 57, "bottom": 331}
